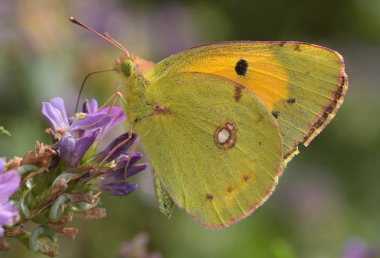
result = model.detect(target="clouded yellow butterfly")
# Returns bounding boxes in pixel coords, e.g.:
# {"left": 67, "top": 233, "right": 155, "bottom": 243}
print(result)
{"left": 70, "top": 18, "right": 348, "bottom": 228}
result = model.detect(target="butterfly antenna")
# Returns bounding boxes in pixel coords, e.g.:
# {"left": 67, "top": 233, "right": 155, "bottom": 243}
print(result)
{"left": 74, "top": 69, "right": 115, "bottom": 113}
{"left": 104, "top": 32, "right": 130, "bottom": 56}
{"left": 69, "top": 17, "right": 130, "bottom": 57}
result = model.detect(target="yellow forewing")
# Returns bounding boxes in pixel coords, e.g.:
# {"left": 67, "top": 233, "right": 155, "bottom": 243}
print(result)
{"left": 131, "top": 72, "right": 283, "bottom": 228}
{"left": 146, "top": 41, "right": 348, "bottom": 161}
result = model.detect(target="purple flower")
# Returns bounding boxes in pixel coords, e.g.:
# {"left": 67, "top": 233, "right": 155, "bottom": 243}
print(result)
{"left": 120, "top": 233, "right": 162, "bottom": 258}
{"left": 0, "top": 158, "right": 21, "bottom": 237}
{"left": 96, "top": 133, "right": 137, "bottom": 163}
{"left": 42, "top": 97, "right": 147, "bottom": 195}
{"left": 42, "top": 97, "right": 127, "bottom": 168}
{"left": 100, "top": 182, "right": 138, "bottom": 197}
{"left": 343, "top": 238, "right": 378, "bottom": 258}
{"left": 101, "top": 153, "right": 148, "bottom": 184}
{"left": 42, "top": 97, "right": 124, "bottom": 136}
{"left": 0, "top": 158, "right": 5, "bottom": 173}
{"left": 42, "top": 98, "right": 69, "bottom": 132}
{"left": 82, "top": 99, "right": 126, "bottom": 138}
{"left": 42, "top": 97, "right": 126, "bottom": 136}
{"left": 82, "top": 99, "right": 99, "bottom": 114}
{"left": 59, "top": 129, "right": 100, "bottom": 168}
{"left": 97, "top": 134, "right": 147, "bottom": 196}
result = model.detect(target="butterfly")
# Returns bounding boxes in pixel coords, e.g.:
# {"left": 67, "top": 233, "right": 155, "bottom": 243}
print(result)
{"left": 71, "top": 18, "right": 348, "bottom": 229}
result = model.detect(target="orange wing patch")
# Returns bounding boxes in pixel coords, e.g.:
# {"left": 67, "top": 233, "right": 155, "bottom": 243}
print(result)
{"left": 182, "top": 53, "right": 289, "bottom": 111}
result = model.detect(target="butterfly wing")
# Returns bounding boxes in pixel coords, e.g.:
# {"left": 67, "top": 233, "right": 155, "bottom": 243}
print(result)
{"left": 131, "top": 72, "right": 283, "bottom": 228}
{"left": 146, "top": 41, "right": 348, "bottom": 162}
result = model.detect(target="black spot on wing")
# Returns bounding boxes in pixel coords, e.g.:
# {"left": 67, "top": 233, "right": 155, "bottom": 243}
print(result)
{"left": 272, "top": 111, "right": 280, "bottom": 118}
{"left": 235, "top": 59, "right": 248, "bottom": 76}
{"left": 242, "top": 175, "right": 252, "bottom": 182}
{"left": 287, "top": 98, "right": 296, "bottom": 104}
{"left": 206, "top": 194, "right": 214, "bottom": 200}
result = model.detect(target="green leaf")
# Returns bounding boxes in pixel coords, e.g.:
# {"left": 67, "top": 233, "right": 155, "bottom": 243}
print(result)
{"left": 29, "top": 226, "right": 58, "bottom": 254}
{"left": 20, "top": 197, "right": 31, "bottom": 218}
{"left": 49, "top": 195, "right": 68, "bottom": 221}
{"left": 18, "top": 165, "right": 39, "bottom": 176}
{"left": 18, "top": 187, "right": 34, "bottom": 218}
{"left": 51, "top": 173, "right": 77, "bottom": 186}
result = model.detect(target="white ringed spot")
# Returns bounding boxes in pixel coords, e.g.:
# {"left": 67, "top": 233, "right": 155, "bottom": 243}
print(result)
{"left": 214, "top": 121, "right": 237, "bottom": 149}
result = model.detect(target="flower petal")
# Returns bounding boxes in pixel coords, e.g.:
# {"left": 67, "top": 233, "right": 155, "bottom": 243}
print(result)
{"left": 42, "top": 97, "right": 69, "bottom": 131}
{"left": 0, "top": 201, "right": 19, "bottom": 237}
{"left": 101, "top": 182, "right": 138, "bottom": 196}
{"left": 98, "top": 106, "right": 127, "bottom": 136}
{"left": 343, "top": 238, "right": 377, "bottom": 258}
{"left": 126, "top": 164, "right": 148, "bottom": 177}
{"left": 59, "top": 130, "right": 100, "bottom": 167}
{"left": 71, "top": 129, "right": 101, "bottom": 167}
{"left": 0, "top": 170, "right": 21, "bottom": 203}
{"left": 0, "top": 202, "right": 18, "bottom": 225}
{"left": 0, "top": 158, "right": 6, "bottom": 173}
{"left": 96, "top": 133, "right": 137, "bottom": 163}
{"left": 70, "top": 112, "right": 111, "bottom": 131}
{"left": 102, "top": 163, "right": 147, "bottom": 184}
{"left": 50, "top": 98, "right": 70, "bottom": 125}
{"left": 82, "top": 99, "right": 99, "bottom": 114}
{"left": 58, "top": 133, "right": 76, "bottom": 167}
{"left": 116, "top": 152, "right": 144, "bottom": 168}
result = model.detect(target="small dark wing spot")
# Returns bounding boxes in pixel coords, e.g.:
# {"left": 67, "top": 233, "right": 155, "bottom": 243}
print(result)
{"left": 206, "top": 193, "right": 214, "bottom": 200}
{"left": 294, "top": 44, "right": 302, "bottom": 52}
{"left": 258, "top": 141, "right": 262, "bottom": 145}
{"left": 235, "top": 59, "right": 249, "bottom": 76}
{"left": 272, "top": 111, "right": 280, "bottom": 118}
{"left": 234, "top": 86, "right": 243, "bottom": 102}
{"left": 151, "top": 103, "right": 171, "bottom": 116}
{"left": 287, "top": 98, "right": 296, "bottom": 104}
{"left": 227, "top": 187, "right": 234, "bottom": 193}
{"left": 243, "top": 175, "right": 252, "bottom": 182}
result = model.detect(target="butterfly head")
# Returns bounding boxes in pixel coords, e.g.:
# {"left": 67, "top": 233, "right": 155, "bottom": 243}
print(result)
{"left": 69, "top": 17, "right": 155, "bottom": 79}
{"left": 117, "top": 57, "right": 134, "bottom": 78}
{"left": 116, "top": 55, "right": 154, "bottom": 79}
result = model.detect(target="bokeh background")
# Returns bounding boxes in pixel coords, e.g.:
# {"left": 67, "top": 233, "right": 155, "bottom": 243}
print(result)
{"left": 1, "top": 0, "right": 379, "bottom": 257}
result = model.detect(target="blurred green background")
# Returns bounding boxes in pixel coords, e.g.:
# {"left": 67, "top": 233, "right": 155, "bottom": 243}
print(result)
{"left": 0, "top": 0, "right": 379, "bottom": 257}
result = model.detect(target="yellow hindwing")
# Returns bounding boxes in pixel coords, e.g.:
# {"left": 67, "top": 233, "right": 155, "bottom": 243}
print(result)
{"left": 130, "top": 72, "right": 283, "bottom": 228}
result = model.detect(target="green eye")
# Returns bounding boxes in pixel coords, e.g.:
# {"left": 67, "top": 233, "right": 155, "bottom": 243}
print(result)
{"left": 122, "top": 60, "right": 133, "bottom": 77}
